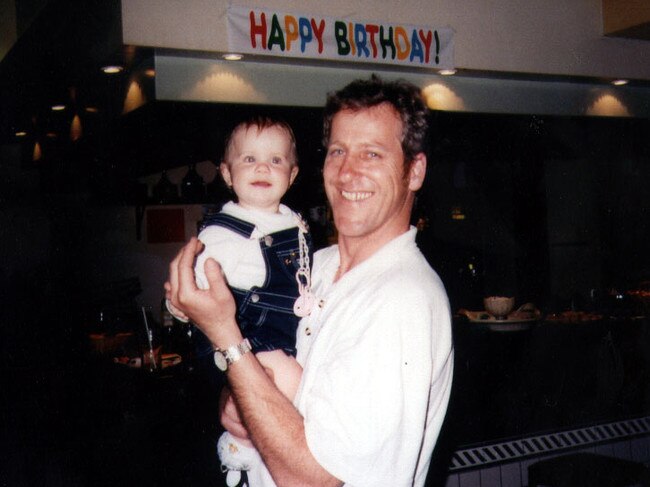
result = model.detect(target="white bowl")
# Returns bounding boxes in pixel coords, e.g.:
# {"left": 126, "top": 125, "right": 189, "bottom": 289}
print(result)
{"left": 483, "top": 296, "right": 515, "bottom": 319}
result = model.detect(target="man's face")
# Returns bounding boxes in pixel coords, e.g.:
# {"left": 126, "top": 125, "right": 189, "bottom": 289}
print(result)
{"left": 323, "top": 103, "right": 426, "bottom": 247}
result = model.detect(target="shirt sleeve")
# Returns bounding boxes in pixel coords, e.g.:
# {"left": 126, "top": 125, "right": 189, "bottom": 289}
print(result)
{"left": 195, "top": 226, "right": 244, "bottom": 289}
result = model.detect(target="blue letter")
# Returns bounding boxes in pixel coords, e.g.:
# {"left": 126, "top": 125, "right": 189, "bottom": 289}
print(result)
{"left": 410, "top": 29, "right": 424, "bottom": 62}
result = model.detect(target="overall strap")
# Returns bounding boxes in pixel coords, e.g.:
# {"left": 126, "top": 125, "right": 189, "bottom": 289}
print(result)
{"left": 199, "top": 212, "right": 256, "bottom": 238}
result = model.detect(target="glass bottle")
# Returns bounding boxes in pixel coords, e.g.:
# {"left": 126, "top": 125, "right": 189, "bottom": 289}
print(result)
{"left": 181, "top": 164, "right": 205, "bottom": 203}
{"left": 152, "top": 170, "right": 178, "bottom": 204}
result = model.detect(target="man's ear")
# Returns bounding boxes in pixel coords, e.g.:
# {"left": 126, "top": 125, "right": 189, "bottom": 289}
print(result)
{"left": 220, "top": 162, "right": 232, "bottom": 187}
{"left": 408, "top": 153, "right": 427, "bottom": 191}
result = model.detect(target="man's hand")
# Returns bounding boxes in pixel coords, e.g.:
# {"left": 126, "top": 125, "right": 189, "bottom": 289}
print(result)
{"left": 162, "top": 290, "right": 190, "bottom": 323}
{"left": 219, "top": 387, "right": 250, "bottom": 440}
{"left": 166, "top": 237, "right": 242, "bottom": 348}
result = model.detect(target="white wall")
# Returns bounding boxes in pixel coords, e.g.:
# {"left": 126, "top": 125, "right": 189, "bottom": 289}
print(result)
{"left": 122, "top": 0, "right": 650, "bottom": 80}
{"left": 122, "top": 0, "right": 650, "bottom": 117}
{"left": 154, "top": 53, "right": 650, "bottom": 117}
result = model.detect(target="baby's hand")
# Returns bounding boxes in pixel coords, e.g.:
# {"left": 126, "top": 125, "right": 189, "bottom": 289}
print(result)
{"left": 165, "top": 299, "right": 190, "bottom": 323}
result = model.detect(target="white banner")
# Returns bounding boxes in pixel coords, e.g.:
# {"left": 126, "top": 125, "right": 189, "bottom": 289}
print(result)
{"left": 227, "top": 6, "right": 454, "bottom": 69}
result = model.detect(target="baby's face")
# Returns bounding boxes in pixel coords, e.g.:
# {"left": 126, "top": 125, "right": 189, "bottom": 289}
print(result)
{"left": 221, "top": 125, "right": 298, "bottom": 213}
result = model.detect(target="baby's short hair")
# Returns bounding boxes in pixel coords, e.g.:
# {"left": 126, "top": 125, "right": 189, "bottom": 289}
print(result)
{"left": 223, "top": 116, "right": 298, "bottom": 166}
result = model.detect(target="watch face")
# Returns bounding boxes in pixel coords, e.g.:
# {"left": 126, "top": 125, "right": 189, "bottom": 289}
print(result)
{"left": 213, "top": 351, "right": 228, "bottom": 371}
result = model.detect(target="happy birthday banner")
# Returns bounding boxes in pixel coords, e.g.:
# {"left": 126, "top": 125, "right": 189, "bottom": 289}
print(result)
{"left": 227, "top": 6, "right": 454, "bottom": 69}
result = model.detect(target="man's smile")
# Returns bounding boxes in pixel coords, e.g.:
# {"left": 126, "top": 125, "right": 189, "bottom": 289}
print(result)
{"left": 341, "top": 190, "right": 373, "bottom": 202}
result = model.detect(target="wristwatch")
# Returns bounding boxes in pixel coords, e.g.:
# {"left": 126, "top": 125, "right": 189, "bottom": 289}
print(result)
{"left": 214, "top": 338, "right": 252, "bottom": 372}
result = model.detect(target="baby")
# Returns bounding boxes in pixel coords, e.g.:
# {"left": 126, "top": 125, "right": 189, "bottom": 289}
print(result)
{"left": 166, "top": 116, "right": 312, "bottom": 486}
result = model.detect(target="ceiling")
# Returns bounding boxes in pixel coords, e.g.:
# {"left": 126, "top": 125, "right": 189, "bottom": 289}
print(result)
{"left": 602, "top": 0, "right": 650, "bottom": 41}
{"left": 3, "top": 0, "right": 650, "bottom": 199}
{"left": 0, "top": 0, "right": 141, "bottom": 149}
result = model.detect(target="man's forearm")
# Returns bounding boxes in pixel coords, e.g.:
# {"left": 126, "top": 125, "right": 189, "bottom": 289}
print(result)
{"left": 227, "top": 353, "right": 342, "bottom": 487}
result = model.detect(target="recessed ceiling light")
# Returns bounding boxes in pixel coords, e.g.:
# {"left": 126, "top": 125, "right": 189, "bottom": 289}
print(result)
{"left": 101, "top": 65, "right": 124, "bottom": 74}
{"left": 15, "top": 131, "right": 27, "bottom": 137}
{"left": 612, "top": 79, "right": 628, "bottom": 86}
{"left": 144, "top": 68, "right": 156, "bottom": 77}
{"left": 438, "top": 69, "right": 457, "bottom": 76}
{"left": 51, "top": 104, "right": 66, "bottom": 111}
{"left": 85, "top": 106, "right": 99, "bottom": 113}
{"left": 46, "top": 132, "right": 58, "bottom": 139}
{"left": 222, "top": 53, "right": 243, "bottom": 61}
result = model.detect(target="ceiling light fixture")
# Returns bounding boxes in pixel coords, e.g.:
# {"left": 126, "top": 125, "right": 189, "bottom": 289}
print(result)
{"left": 101, "top": 65, "right": 124, "bottom": 74}
{"left": 439, "top": 69, "right": 457, "bottom": 76}
{"left": 222, "top": 53, "right": 243, "bottom": 61}
{"left": 612, "top": 79, "right": 628, "bottom": 86}
{"left": 15, "top": 131, "right": 27, "bottom": 137}
{"left": 51, "top": 104, "right": 66, "bottom": 111}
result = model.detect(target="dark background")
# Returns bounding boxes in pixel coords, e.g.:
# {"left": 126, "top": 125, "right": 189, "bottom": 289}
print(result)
{"left": 2, "top": 105, "right": 650, "bottom": 486}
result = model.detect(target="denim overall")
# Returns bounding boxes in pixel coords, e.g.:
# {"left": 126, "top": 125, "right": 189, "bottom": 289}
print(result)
{"left": 193, "top": 212, "right": 312, "bottom": 364}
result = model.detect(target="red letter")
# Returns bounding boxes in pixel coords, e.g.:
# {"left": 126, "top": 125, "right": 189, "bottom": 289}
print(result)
{"left": 366, "top": 24, "right": 379, "bottom": 57}
{"left": 418, "top": 29, "right": 432, "bottom": 63}
{"left": 249, "top": 11, "right": 267, "bottom": 49}
{"left": 310, "top": 18, "right": 326, "bottom": 53}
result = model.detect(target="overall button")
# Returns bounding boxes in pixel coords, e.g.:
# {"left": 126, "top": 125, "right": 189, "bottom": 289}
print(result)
{"left": 264, "top": 236, "right": 273, "bottom": 247}
{"left": 250, "top": 294, "right": 260, "bottom": 303}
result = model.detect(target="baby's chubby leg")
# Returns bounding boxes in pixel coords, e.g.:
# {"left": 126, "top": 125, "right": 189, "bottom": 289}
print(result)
{"left": 255, "top": 349, "right": 303, "bottom": 400}
{"left": 218, "top": 349, "right": 302, "bottom": 476}
{"left": 224, "top": 349, "right": 302, "bottom": 447}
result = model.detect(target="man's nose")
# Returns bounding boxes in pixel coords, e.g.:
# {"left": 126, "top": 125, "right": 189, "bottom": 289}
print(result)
{"left": 336, "top": 154, "right": 356, "bottom": 182}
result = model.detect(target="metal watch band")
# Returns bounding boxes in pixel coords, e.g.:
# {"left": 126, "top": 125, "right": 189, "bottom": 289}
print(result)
{"left": 214, "top": 338, "right": 252, "bottom": 371}
{"left": 224, "top": 338, "right": 252, "bottom": 365}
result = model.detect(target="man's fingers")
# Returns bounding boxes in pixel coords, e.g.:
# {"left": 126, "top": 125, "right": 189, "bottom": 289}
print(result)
{"left": 168, "top": 247, "right": 183, "bottom": 305}
{"left": 177, "top": 237, "right": 202, "bottom": 303}
{"left": 204, "top": 258, "right": 228, "bottom": 292}
{"left": 163, "top": 281, "right": 172, "bottom": 300}
{"left": 219, "top": 389, "right": 250, "bottom": 440}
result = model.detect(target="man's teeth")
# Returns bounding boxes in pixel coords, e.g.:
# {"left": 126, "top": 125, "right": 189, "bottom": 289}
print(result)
{"left": 342, "top": 191, "right": 372, "bottom": 201}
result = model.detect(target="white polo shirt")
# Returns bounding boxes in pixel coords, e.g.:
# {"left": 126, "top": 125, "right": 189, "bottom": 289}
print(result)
{"left": 250, "top": 227, "right": 454, "bottom": 487}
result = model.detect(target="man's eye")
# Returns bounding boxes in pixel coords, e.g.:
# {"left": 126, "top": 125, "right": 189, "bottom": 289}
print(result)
{"left": 368, "top": 151, "right": 379, "bottom": 158}
{"left": 328, "top": 148, "right": 343, "bottom": 156}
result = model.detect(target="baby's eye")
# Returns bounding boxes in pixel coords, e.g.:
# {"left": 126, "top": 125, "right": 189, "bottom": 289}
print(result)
{"left": 272, "top": 156, "right": 283, "bottom": 165}
{"left": 244, "top": 156, "right": 255, "bottom": 163}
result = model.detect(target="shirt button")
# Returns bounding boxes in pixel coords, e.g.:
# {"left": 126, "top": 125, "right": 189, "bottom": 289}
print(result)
{"left": 264, "top": 236, "right": 273, "bottom": 246}
{"left": 251, "top": 294, "right": 260, "bottom": 303}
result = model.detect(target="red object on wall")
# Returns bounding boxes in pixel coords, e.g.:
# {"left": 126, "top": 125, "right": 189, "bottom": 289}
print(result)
{"left": 146, "top": 208, "right": 185, "bottom": 243}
